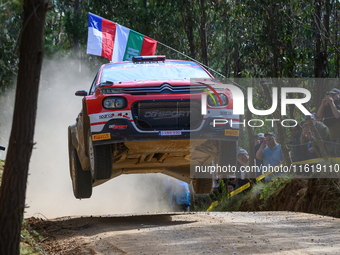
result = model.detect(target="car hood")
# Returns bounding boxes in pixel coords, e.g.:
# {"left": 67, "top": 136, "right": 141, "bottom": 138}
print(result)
{"left": 107, "top": 79, "right": 195, "bottom": 88}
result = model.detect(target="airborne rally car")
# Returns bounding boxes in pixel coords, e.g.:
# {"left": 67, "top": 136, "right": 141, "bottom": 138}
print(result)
{"left": 68, "top": 56, "right": 239, "bottom": 199}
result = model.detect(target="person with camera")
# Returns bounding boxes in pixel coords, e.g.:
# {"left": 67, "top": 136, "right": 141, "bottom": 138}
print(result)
{"left": 290, "top": 125, "right": 309, "bottom": 162}
{"left": 300, "top": 115, "right": 333, "bottom": 158}
{"left": 317, "top": 88, "right": 340, "bottom": 141}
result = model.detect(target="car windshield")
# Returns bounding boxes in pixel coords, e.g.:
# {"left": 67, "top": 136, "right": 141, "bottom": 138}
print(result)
{"left": 100, "top": 61, "right": 211, "bottom": 83}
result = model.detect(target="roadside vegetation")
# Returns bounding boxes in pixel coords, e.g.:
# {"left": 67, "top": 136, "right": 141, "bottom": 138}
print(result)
{"left": 210, "top": 177, "right": 340, "bottom": 218}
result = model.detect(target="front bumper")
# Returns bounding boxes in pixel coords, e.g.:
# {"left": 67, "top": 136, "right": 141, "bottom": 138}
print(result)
{"left": 91, "top": 116, "right": 239, "bottom": 146}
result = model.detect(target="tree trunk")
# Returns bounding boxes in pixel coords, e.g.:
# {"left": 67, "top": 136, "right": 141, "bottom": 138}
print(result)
{"left": 314, "top": 0, "right": 326, "bottom": 108}
{"left": 314, "top": 0, "right": 322, "bottom": 78}
{"left": 224, "top": 24, "right": 229, "bottom": 77}
{"left": 181, "top": 0, "right": 196, "bottom": 59}
{"left": 246, "top": 108, "right": 256, "bottom": 180}
{"left": 335, "top": 2, "right": 340, "bottom": 78}
{"left": 73, "top": 0, "right": 80, "bottom": 51}
{"left": 199, "top": 0, "right": 208, "bottom": 66}
{"left": 0, "top": 0, "right": 48, "bottom": 254}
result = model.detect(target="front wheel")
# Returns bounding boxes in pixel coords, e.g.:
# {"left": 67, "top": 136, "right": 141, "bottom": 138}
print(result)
{"left": 88, "top": 131, "right": 112, "bottom": 180}
{"left": 70, "top": 149, "right": 92, "bottom": 199}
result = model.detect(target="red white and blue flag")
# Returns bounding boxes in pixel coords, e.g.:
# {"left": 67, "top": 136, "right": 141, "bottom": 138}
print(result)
{"left": 86, "top": 13, "right": 158, "bottom": 62}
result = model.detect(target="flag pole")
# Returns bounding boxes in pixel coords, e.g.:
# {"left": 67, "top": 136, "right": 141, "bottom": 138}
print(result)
{"left": 157, "top": 41, "right": 245, "bottom": 90}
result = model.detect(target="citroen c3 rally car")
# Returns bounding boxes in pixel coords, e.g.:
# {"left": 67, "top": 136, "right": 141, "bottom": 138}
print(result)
{"left": 68, "top": 56, "right": 239, "bottom": 199}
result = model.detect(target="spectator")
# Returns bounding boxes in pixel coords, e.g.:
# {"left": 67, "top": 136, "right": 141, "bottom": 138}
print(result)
{"left": 228, "top": 178, "right": 236, "bottom": 191}
{"left": 235, "top": 148, "right": 250, "bottom": 188}
{"left": 307, "top": 141, "right": 318, "bottom": 159}
{"left": 316, "top": 88, "right": 340, "bottom": 141}
{"left": 290, "top": 125, "right": 309, "bottom": 162}
{"left": 254, "top": 133, "right": 265, "bottom": 176}
{"left": 211, "top": 174, "right": 235, "bottom": 199}
{"left": 256, "top": 132, "right": 284, "bottom": 178}
{"left": 300, "top": 115, "right": 334, "bottom": 158}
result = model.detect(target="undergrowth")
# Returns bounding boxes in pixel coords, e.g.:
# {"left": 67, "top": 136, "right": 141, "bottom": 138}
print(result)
{"left": 209, "top": 173, "right": 340, "bottom": 219}
{"left": 210, "top": 177, "right": 295, "bottom": 212}
{"left": 210, "top": 180, "right": 248, "bottom": 212}
{"left": 20, "top": 219, "right": 45, "bottom": 255}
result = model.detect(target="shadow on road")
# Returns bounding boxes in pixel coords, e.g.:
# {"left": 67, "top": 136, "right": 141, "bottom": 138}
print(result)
{"left": 27, "top": 213, "right": 196, "bottom": 238}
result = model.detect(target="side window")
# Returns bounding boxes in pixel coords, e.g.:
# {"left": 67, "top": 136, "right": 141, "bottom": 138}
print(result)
{"left": 89, "top": 73, "right": 99, "bottom": 95}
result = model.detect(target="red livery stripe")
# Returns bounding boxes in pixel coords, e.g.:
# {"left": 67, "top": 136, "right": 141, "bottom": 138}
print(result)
{"left": 91, "top": 122, "right": 107, "bottom": 126}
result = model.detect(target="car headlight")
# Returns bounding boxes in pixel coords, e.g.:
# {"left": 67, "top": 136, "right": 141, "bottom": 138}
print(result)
{"left": 207, "top": 93, "right": 228, "bottom": 106}
{"left": 103, "top": 97, "right": 127, "bottom": 109}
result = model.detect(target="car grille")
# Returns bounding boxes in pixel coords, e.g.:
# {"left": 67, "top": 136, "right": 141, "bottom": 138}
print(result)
{"left": 124, "top": 84, "right": 205, "bottom": 95}
{"left": 131, "top": 100, "right": 202, "bottom": 131}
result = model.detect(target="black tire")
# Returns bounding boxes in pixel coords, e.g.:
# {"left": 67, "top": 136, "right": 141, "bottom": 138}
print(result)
{"left": 181, "top": 204, "right": 190, "bottom": 212}
{"left": 70, "top": 149, "right": 92, "bottom": 199}
{"left": 192, "top": 178, "right": 213, "bottom": 194}
{"left": 218, "top": 140, "right": 238, "bottom": 167}
{"left": 88, "top": 131, "right": 112, "bottom": 180}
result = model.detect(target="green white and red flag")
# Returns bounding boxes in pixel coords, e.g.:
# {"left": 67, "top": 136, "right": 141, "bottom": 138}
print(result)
{"left": 87, "top": 13, "right": 157, "bottom": 62}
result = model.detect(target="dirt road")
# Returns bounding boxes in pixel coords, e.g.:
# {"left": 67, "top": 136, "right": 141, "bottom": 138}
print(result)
{"left": 28, "top": 211, "right": 340, "bottom": 254}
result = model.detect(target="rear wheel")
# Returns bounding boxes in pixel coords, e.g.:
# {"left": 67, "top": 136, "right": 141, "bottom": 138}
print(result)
{"left": 192, "top": 178, "right": 213, "bottom": 194}
{"left": 70, "top": 149, "right": 92, "bottom": 199}
{"left": 88, "top": 131, "right": 112, "bottom": 180}
{"left": 218, "top": 141, "right": 238, "bottom": 167}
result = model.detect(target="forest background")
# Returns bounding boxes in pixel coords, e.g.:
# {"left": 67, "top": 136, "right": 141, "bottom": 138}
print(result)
{"left": 1, "top": 0, "right": 340, "bottom": 149}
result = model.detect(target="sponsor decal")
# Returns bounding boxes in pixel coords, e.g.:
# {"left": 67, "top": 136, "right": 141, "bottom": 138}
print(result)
{"left": 109, "top": 124, "right": 128, "bottom": 129}
{"left": 92, "top": 133, "right": 111, "bottom": 141}
{"left": 159, "top": 131, "right": 182, "bottom": 136}
{"left": 144, "top": 110, "right": 190, "bottom": 119}
{"left": 99, "top": 114, "right": 114, "bottom": 119}
{"left": 225, "top": 130, "right": 239, "bottom": 136}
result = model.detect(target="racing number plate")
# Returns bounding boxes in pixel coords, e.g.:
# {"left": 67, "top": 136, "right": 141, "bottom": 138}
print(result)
{"left": 159, "top": 131, "right": 182, "bottom": 136}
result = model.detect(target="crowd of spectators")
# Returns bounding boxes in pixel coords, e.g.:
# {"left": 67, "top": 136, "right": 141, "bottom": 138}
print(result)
{"left": 213, "top": 88, "right": 340, "bottom": 194}
{"left": 252, "top": 87, "right": 340, "bottom": 180}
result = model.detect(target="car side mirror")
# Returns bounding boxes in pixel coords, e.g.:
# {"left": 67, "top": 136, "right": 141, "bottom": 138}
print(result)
{"left": 75, "top": 90, "right": 88, "bottom": 97}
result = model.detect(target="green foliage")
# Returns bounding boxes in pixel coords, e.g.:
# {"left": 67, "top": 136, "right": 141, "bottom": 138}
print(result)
{"left": 0, "top": 0, "right": 22, "bottom": 93}
{"left": 259, "top": 178, "right": 288, "bottom": 200}
{"left": 193, "top": 193, "right": 213, "bottom": 211}
{"left": 210, "top": 179, "right": 228, "bottom": 202}
{"left": 210, "top": 180, "right": 247, "bottom": 212}
{"left": 2, "top": 0, "right": 340, "bottom": 94}
{"left": 20, "top": 219, "right": 44, "bottom": 254}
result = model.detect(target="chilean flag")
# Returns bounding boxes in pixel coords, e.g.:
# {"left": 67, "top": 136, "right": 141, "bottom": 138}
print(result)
{"left": 86, "top": 13, "right": 157, "bottom": 62}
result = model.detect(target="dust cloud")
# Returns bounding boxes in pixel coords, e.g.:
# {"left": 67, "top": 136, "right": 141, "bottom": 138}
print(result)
{"left": 1, "top": 58, "right": 173, "bottom": 218}
{"left": 0, "top": 87, "right": 15, "bottom": 155}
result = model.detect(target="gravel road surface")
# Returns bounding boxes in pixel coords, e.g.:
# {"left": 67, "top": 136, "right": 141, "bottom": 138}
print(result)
{"left": 30, "top": 211, "right": 340, "bottom": 254}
